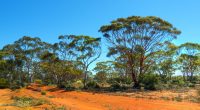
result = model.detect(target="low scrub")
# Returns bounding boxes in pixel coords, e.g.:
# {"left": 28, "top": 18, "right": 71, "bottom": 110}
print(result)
{"left": 34, "top": 79, "right": 42, "bottom": 85}
{"left": 86, "top": 81, "right": 100, "bottom": 90}
{"left": 139, "top": 74, "right": 160, "bottom": 90}
{"left": 0, "top": 78, "right": 9, "bottom": 89}
{"left": 41, "top": 91, "right": 46, "bottom": 95}
{"left": 12, "top": 96, "right": 48, "bottom": 107}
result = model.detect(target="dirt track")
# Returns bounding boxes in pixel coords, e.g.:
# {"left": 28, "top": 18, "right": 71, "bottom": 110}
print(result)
{"left": 0, "top": 86, "right": 200, "bottom": 110}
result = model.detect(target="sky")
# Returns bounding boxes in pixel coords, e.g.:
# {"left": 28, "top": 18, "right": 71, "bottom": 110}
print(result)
{"left": 0, "top": 0, "right": 200, "bottom": 70}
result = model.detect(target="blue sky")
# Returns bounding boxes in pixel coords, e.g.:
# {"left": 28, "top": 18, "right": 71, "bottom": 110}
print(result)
{"left": 0, "top": 0, "right": 200, "bottom": 70}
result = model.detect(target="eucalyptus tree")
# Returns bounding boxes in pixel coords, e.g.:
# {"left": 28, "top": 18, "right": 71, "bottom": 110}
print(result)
{"left": 57, "top": 35, "right": 77, "bottom": 61}
{"left": 40, "top": 51, "right": 81, "bottom": 87}
{"left": 15, "top": 36, "right": 47, "bottom": 82}
{"left": 99, "top": 16, "right": 181, "bottom": 87}
{"left": 178, "top": 42, "right": 200, "bottom": 81}
{"left": 0, "top": 51, "right": 12, "bottom": 79}
{"left": 66, "top": 35, "right": 101, "bottom": 88}
{"left": 2, "top": 44, "right": 25, "bottom": 84}
{"left": 2, "top": 36, "right": 48, "bottom": 83}
{"left": 153, "top": 42, "right": 178, "bottom": 81}
{"left": 93, "top": 61, "right": 112, "bottom": 84}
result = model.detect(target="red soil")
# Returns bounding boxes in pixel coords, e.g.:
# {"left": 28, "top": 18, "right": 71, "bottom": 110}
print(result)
{"left": 0, "top": 85, "right": 200, "bottom": 110}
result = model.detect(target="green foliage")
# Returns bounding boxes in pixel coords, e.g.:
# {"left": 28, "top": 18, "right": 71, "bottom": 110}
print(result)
{"left": 0, "top": 16, "right": 200, "bottom": 92}
{"left": 139, "top": 74, "right": 160, "bottom": 90}
{"left": 9, "top": 80, "right": 22, "bottom": 90}
{"left": 35, "top": 79, "right": 42, "bottom": 85}
{"left": 99, "top": 16, "right": 181, "bottom": 87}
{"left": 108, "top": 77, "right": 132, "bottom": 85}
{"left": 172, "top": 95, "right": 183, "bottom": 102}
{"left": 86, "top": 81, "right": 100, "bottom": 89}
{"left": 41, "top": 91, "right": 46, "bottom": 95}
{"left": 171, "top": 76, "right": 185, "bottom": 86}
{"left": 94, "top": 72, "right": 107, "bottom": 84}
{"left": 0, "top": 78, "right": 9, "bottom": 89}
{"left": 48, "top": 105, "right": 67, "bottom": 110}
{"left": 12, "top": 96, "right": 48, "bottom": 107}
{"left": 72, "top": 80, "right": 84, "bottom": 89}
{"left": 107, "top": 77, "right": 131, "bottom": 91}
{"left": 62, "top": 81, "right": 75, "bottom": 91}
{"left": 110, "top": 83, "right": 121, "bottom": 91}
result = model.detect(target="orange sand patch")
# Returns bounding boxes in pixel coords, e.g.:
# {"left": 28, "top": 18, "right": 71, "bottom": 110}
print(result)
{"left": 0, "top": 85, "right": 200, "bottom": 110}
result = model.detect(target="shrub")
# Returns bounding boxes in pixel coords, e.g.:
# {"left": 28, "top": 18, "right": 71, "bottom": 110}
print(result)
{"left": 171, "top": 76, "right": 185, "bottom": 86}
{"left": 86, "top": 81, "right": 100, "bottom": 89}
{"left": 62, "top": 81, "right": 75, "bottom": 91}
{"left": 49, "top": 105, "right": 67, "bottom": 110}
{"left": 12, "top": 96, "right": 48, "bottom": 107}
{"left": 9, "top": 80, "right": 21, "bottom": 90}
{"left": 109, "top": 82, "right": 128, "bottom": 91}
{"left": 187, "top": 82, "right": 195, "bottom": 87}
{"left": 139, "top": 73, "right": 160, "bottom": 90}
{"left": 72, "top": 80, "right": 84, "bottom": 89}
{"left": 34, "top": 79, "right": 42, "bottom": 85}
{"left": 108, "top": 77, "right": 132, "bottom": 85}
{"left": 110, "top": 83, "right": 121, "bottom": 91}
{"left": 197, "top": 89, "right": 200, "bottom": 96}
{"left": 172, "top": 95, "right": 183, "bottom": 102}
{"left": 41, "top": 91, "right": 46, "bottom": 95}
{"left": 0, "top": 78, "right": 9, "bottom": 89}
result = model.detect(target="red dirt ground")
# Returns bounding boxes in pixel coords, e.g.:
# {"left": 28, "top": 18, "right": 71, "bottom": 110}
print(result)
{"left": 0, "top": 85, "right": 200, "bottom": 110}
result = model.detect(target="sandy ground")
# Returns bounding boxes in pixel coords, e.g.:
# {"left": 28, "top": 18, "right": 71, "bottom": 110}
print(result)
{"left": 0, "top": 85, "right": 200, "bottom": 110}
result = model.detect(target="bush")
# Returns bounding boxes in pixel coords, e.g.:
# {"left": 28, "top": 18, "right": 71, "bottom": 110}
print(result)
{"left": 49, "top": 105, "right": 67, "bottom": 110}
{"left": 41, "top": 91, "right": 46, "bottom": 95}
{"left": 109, "top": 82, "right": 128, "bottom": 91}
{"left": 171, "top": 77, "right": 185, "bottom": 86}
{"left": 9, "top": 80, "right": 21, "bottom": 90}
{"left": 108, "top": 77, "right": 132, "bottom": 85}
{"left": 63, "top": 81, "right": 75, "bottom": 91}
{"left": 34, "top": 79, "right": 42, "bottom": 85}
{"left": 86, "top": 81, "right": 100, "bottom": 89}
{"left": 139, "top": 74, "right": 160, "bottom": 90}
{"left": 110, "top": 83, "right": 121, "bottom": 91}
{"left": 12, "top": 96, "right": 48, "bottom": 107}
{"left": 187, "top": 82, "right": 195, "bottom": 87}
{"left": 72, "top": 80, "right": 84, "bottom": 89}
{"left": 0, "top": 78, "right": 9, "bottom": 89}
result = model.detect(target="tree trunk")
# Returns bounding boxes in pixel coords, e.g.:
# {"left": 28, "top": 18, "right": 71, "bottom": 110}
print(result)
{"left": 83, "top": 68, "right": 88, "bottom": 89}
{"left": 131, "top": 69, "right": 139, "bottom": 89}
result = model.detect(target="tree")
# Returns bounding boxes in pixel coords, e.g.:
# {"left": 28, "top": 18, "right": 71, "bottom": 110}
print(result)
{"left": 40, "top": 51, "right": 81, "bottom": 87}
{"left": 178, "top": 43, "right": 200, "bottom": 81}
{"left": 154, "top": 42, "right": 178, "bottom": 81}
{"left": 65, "top": 35, "right": 101, "bottom": 88}
{"left": 99, "top": 16, "right": 181, "bottom": 88}
{"left": 2, "top": 36, "right": 50, "bottom": 84}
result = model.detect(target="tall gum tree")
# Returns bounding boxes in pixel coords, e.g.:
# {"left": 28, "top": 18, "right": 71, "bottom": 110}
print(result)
{"left": 58, "top": 35, "right": 101, "bottom": 88}
{"left": 178, "top": 42, "right": 200, "bottom": 81}
{"left": 99, "top": 16, "right": 181, "bottom": 88}
{"left": 73, "top": 35, "right": 101, "bottom": 88}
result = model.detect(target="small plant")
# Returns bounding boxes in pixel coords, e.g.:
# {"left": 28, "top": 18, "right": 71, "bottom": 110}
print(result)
{"left": 48, "top": 105, "right": 67, "bottom": 110}
{"left": 172, "top": 95, "right": 183, "bottom": 102}
{"left": 41, "top": 91, "right": 46, "bottom": 95}
{"left": 139, "top": 74, "right": 160, "bottom": 90}
{"left": 86, "top": 81, "right": 100, "bottom": 90}
{"left": 160, "top": 96, "right": 170, "bottom": 101}
{"left": 35, "top": 79, "right": 42, "bottom": 85}
{"left": 0, "top": 78, "right": 9, "bottom": 89}
{"left": 197, "top": 89, "right": 200, "bottom": 96}
{"left": 48, "top": 96, "right": 55, "bottom": 98}
{"left": 12, "top": 96, "right": 48, "bottom": 107}
{"left": 110, "top": 83, "right": 121, "bottom": 91}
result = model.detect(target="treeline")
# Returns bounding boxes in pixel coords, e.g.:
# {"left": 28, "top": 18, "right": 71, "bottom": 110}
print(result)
{"left": 0, "top": 16, "right": 200, "bottom": 91}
